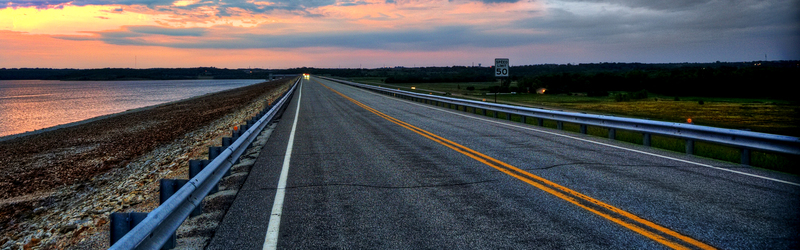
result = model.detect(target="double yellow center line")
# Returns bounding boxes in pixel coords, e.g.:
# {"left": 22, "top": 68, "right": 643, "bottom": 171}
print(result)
{"left": 314, "top": 78, "right": 715, "bottom": 250}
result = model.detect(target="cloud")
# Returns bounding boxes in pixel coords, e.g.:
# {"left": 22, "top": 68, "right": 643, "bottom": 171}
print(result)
{"left": 127, "top": 26, "right": 207, "bottom": 36}
{"left": 1, "top": 0, "right": 70, "bottom": 8}
{"left": 8, "top": 0, "right": 800, "bottom": 66}
{"left": 558, "top": 0, "right": 712, "bottom": 11}
{"left": 51, "top": 34, "right": 105, "bottom": 41}
{"left": 75, "top": 24, "right": 543, "bottom": 51}
{"left": 46, "top": 0, "right": 796, "bottom": 58}
{"left": 100, "top": 7, "right": 125, "bottom": 12}
{"left": 478, "top": 0, "right": 519, "bottom": 3}
{"left": 520, "top": 0, "right": 799, "bottom": 43}
{"left": 1, "top": 0, "right": 336, "bottom": 13}
{"left": 506, "top": 0, "right": 800, "bottom": 62}
{"left": 336, "top": 0, "right": 370, "bottom": 6}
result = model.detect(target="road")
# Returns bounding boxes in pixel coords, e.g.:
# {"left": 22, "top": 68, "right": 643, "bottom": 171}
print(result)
{"left": 207, "top": 76, "right": 799, "bottom": 249}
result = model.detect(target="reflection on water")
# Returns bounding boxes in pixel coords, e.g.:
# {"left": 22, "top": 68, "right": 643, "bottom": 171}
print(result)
{"left": 0, "top": 79, "right": 264, "bottom": 137}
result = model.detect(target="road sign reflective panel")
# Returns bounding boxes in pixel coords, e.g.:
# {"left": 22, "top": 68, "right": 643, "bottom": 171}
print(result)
{"left": 495, "top": 58, "right": 509, "bottom": 77}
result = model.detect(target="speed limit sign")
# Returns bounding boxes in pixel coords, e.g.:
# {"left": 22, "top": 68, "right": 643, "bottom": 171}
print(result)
{"left": 495, "top": 58, "right": 509, "bottom": 77}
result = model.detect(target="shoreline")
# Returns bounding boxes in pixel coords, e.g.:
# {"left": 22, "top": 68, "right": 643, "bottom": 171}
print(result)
{"left": 0, "top": 80, "right": 266, "bottom": 142}
{"left": 0, "top": 78, "right": 294, "bottom": 249}
{"left": 0, "top": 78, "right": 292, "bottom": 200}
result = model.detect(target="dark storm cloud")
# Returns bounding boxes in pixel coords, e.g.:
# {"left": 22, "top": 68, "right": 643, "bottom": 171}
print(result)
{"left": 520, "top": 0, "right": 799, "bottom": 44}
{"left": 559, "top": 0, "right": 713, "bottom": 11}
{"left": 514, "top": 0, "right": 800, "bottom": 61}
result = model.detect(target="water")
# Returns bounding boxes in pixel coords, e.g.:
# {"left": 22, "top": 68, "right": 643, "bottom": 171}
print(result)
{"left": 0, "top": 79, "right": 265, "bottom": 137}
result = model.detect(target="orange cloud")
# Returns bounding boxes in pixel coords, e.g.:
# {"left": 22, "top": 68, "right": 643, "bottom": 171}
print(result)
{"left": 2, "top": 0, "right": 795, "bottom": 68}
{"left": 0, "top": 30, "right": 339, "bottom": 68}
{"left": 0, "top": 5, "right": 160, "bottom": 35}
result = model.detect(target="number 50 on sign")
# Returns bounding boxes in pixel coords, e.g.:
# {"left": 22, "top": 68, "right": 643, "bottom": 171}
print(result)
{"left": 495, "top": 58, "right": 509, "bottom": 77}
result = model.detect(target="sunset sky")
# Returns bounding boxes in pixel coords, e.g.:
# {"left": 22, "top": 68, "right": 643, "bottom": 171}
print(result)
{"left": 1, "top": 0, "right": 798, "bottom": 69}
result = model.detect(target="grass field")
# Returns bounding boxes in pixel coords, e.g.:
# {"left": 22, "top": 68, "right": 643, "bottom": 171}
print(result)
{"left": 345, "top": 77, "right": 799, "bottom": 174}
{"left": 348, "top": 77, "right": 798, "bottom": 136}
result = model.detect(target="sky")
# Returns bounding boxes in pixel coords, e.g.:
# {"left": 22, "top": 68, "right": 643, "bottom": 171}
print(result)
{"left": 0, "top": 0, "right": 798, "bottom": 69}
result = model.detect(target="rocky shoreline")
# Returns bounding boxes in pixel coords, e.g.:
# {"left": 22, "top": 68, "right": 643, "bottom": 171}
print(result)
{"left": 0, "top": 78, "right": 294, "bottom": 249}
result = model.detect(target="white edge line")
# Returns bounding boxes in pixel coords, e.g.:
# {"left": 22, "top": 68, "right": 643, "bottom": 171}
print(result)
{"left": 326, "top": 79, "right": 800, "bottom": 187}
{"left": 263, "top": 81, "right": 302, "bottom": 250}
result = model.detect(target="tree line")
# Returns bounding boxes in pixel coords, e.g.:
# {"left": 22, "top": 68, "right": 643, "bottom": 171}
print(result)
{"left": 515, "top": 63, "right": 798, "bottom": 99}
{"left": 2, "top": 61, "right": 797, "bottom": 99}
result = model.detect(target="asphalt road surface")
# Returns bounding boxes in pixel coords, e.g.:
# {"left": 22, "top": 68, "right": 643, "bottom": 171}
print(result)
{"left": 207, "top": 76, "right": 799, "bottom": 250}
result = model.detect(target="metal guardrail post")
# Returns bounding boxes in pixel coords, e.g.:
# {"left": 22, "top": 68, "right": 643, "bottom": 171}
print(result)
{"left": 222, "top": 137, "right": 233, "bottom": 148}
{"left": 643, "top": 133, "right": 651, "bottom": 146}
{"left": 160, "top": 179, "right": 188, "bottom": 204}
{"left": 188, "top": 159, "right": 209, "bottom": 178}
{"left": 580, "top": 124, "right": 587, "bottom": 134}
{"left": 742, "top": 148, "right": 751, "bottom": 165}
{"left": 157, "top": 179, "right": 188, "bottom": 249}
{"left": 609, "top": 128, "right": 616, "bottom": 140}
{"left": 686, "top": 139, "right": 694, "bottom": 155}
{"left": 557, "top": 121, "right": 563, "bottom": 130}
{"left": 160, "top": 179, "right": 200, "bottom": 217}
{"left": 231, "top": 129, "right": 241, "bottom": 140}
{"left": 189, "top": 160, "right": 217, "bottom": 194}
{"left": 209, "top": 146, "right": 223, "bottom": 161}
{"left": 110, "top": 213, "right": 149, "bottom": 247}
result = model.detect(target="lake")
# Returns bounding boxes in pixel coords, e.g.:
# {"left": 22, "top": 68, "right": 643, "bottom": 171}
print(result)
{"left": 0, "top": 79, "right": 265, "bottom": 137}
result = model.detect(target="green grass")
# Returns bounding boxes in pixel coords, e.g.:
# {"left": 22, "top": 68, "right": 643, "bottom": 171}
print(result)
{"left": 651, "top": 135, "right": 686, "bottom": 153}
{"left": 694, "top": 141, "right": 740, "bottom": 163}
{"left": 752, "top": 151, "right": 800, "bottom": 174}
{"left": 346, "top": 78, "right": 798, "bottom": 137}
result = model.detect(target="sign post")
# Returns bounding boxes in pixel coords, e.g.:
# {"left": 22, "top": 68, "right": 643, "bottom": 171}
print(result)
{"left": 494, "top": 58, "right": 509, "bottom": 103}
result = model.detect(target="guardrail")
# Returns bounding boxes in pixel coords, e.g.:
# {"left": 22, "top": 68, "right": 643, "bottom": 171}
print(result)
{"left": 319, "top": 76, "right": 800, "bottom": 165}
{"left": 108, "top": 78, "right": 300, "bottom": 249}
